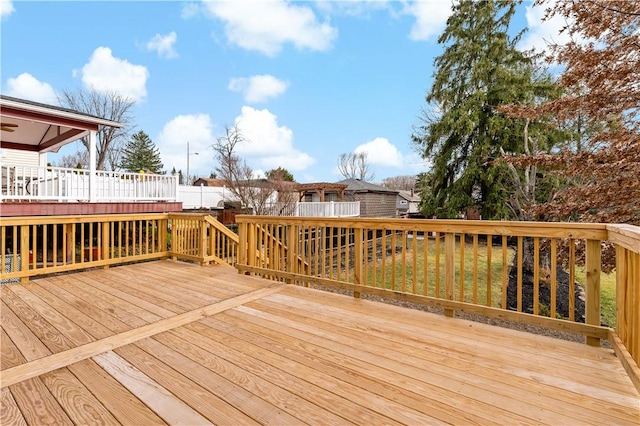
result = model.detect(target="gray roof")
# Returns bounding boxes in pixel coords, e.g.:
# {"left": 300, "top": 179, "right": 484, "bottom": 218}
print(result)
{"left": 336, "top": 178, "right": 399, "bottom": 194}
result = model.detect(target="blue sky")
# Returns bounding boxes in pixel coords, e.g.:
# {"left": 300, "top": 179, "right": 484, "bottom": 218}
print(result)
{"left": 1, "top": 0, "right": 564, "bottom": 183}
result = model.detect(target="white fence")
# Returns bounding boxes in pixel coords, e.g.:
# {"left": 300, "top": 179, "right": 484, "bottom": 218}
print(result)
{"left": 179, "top": 185, "right": 225, "bottom": 210}
{"left": 264, "top": 201, "right": 360, "bottom": 217}
{"left": 1, "top": 165, "right": 178, "bottom": 202}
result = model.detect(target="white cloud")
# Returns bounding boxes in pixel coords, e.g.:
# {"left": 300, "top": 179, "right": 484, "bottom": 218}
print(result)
{"left": 181, "top": 2, "right": 201, "bottom": 19}
{"left": 156, "top": 114, "right": 216, "bottom": 176}
{"left": 315, "top": 1, "right": 389, "bottom": 17}
{"left": 228, "top": 74, "right": 289, "bottom": 103}
{"left": 405, "top": 0, "right": 453, "bottom": 41}
{"left": 5, "top": 73, "right": 58, "bottom": 104}
{"left": 354, "top": 137, "right": 403, "bottom": 168}
{"left": 77, "top": 47, "right": 149, "bottom": 101}
{"left": 203, "top": 0, "right": 337, "bottom": 56}
{"left": 146, "top": 31, "right": 179, "bottom": 59}
{"left": 0, "top": 0, "right": 15, "bottom": 18}
{"left": 234, "top": 106, "right": 315, "bottom": 171}
{"left": 520, "top": 0, "right": 573, "bottom": 54}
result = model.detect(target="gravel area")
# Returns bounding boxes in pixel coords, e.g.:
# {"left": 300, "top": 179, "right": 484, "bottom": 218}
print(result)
{"left": 309, "top": 284, "right": 612, "bottom": 348}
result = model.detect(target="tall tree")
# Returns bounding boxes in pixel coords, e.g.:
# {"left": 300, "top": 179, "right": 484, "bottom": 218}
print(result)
{"left": 412, "top": 0, "right": 557, "bottom": 219}
{"left": 337, "top": 152, "right": 375, "bottom": 182}
{"left": 266, "top": 167, "right": 295, "bottom": 182}
{"left": 119, "top": 131, "right": 164, "bottom": 173}
{"left": 58, "top": 88, "right": 135, "bottom": 170}
{"left": 506, "top": 0, "right": 640, "bottom": 225}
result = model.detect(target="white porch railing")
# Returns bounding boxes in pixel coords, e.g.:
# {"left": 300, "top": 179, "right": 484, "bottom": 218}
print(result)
{"left": 264, "top": 201, "right": 360, "bottom": 217}
{"left": 1, "top": 165, "right": 178, "bottom": 202}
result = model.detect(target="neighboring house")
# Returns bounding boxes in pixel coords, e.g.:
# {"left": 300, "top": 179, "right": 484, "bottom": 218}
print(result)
{"left": 337, "top": 179, "right": 399, "bottom": 218}
{"left": 0, "top": 95, "right": 180, "bottom": 217}
{"left": 397, "top": 190, "right": 421, "bottom": 217}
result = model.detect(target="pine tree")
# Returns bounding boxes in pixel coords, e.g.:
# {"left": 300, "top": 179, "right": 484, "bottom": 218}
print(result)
{"left": 412, "top": 0, "right": 557, "bottom": 219}
{"left": 120, "top": 131, "right": 164, "bottom": 173}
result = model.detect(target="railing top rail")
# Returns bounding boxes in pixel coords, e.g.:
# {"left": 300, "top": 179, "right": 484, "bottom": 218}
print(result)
{"left": 235, "top": 215, "right": 609, "bottom": 240}
{"left": 606, "top": 224, "right": 640, "bottom": 253}
{"left": 0, "top": 213, "right": 170, "bottom": 226}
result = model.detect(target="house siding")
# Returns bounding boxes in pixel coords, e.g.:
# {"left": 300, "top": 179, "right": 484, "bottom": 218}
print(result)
{"left": 355, "top": 193, "right": 397, "bottom": 218}
{"left": 1, "top": 149, "right": 45, "bottom": 167}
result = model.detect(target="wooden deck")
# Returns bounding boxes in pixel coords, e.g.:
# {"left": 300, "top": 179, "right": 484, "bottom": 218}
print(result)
{"left": 1, "top": 260, "right": 638, "bottom": 425}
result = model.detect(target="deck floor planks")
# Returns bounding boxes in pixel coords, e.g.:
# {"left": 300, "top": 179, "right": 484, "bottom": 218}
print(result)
{"left": 40, "top": 367, "right": 120, "bottom": 425}
{"left": 80, "top": 268, "right": 189, "bottom": 315}
{"left": 99, "top": 268, "right": 203, "bottom": 312}
{"left": 93, "top": 351, "right": 213, "bottom": 425}
{"left": 178, "top": 320, "right": 458, "bottom": 425}
{"left": 9, "top": 377, "right": 73, "bottom": 425}
{"left": 0, "top": 388, "right": 27, "bottom": 426}
{"left": 276, "top": 286, "right": 633, "bottom": 381}
{"left": 168, "top": 325, "right": 419, "bottom": 426}
{"left": 66, "top": 359, "right": 167, "bottom": 425}
{"left": 215, "top": 308, "right": 558, "bottom": 425}
{"left": 7, "top": 284, "right": 97, "bottom": 348}
{"left": 41, "top": 273, "right": 159, "bottom": 328}
{"left": 28, "top": 278, "right": 132, "bottom": 337}
{"left": 70, "top": 272, "right": 175, "bottom": 321}
{"left": 114, "top": 343, "right": 262, "bottom": 425}
{"left": 188, "top": 317, "right": 494, "bottom": 425}
{"left": 1, "top": 301, "right": 53, "bottom": 362}
{"left": 1, "top": 260, "right": 638, "bottom": 425}
{"left": 146, "top": 332, "right": 353, "bottom": 426}
{"left": 244, "top": 290, "right": 638, "bottom": 424}
{"left": 259, "top": 290, "right": 633, "bottom": 394}
{"left": 1, "top": 330, "right": 26, "bottom": 370}
{"left": 131, "top": 336, "right": 305, "bottom": 425}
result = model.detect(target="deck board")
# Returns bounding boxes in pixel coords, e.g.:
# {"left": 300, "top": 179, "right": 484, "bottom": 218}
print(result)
{"left": 1, "top": 260, "right": 638, "bottom": 425}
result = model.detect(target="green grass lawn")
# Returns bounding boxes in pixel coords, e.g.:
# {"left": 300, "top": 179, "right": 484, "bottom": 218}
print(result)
{"left": 355, "top": 236, "right": 617, "bottom": 326}
{"left": 360, "top": 237, "right": 512, "bottom": 308}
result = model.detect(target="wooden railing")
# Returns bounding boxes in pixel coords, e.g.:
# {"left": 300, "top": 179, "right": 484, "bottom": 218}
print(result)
{"left": 169, "top": 213, "right": 238, "bottom": 267}
{"left": 606, "top": 224, "right": 640, "bottom": 391}
{"left": 0, "top": 213, "right": 237, "bottom": 283}
{"left": 0, "top": 214, "right": 170, "bottom": 283}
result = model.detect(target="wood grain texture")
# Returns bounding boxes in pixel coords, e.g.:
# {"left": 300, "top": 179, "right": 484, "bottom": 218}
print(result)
{"left": 41, "top": 368, "right": 120, "bottom": 425}
{"left": 93, "top": 351, "right": 212, "bottom": 425}
{"left": 1, "top": 388, "right": 27, "bottom": 426}
{"left": 10, "top": 377, "right": 73, "bottom": 425}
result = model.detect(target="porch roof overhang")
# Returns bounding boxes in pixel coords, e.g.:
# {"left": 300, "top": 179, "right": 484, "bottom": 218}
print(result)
{"left": 0, "top": 95, "right": 123, "bottom": 153}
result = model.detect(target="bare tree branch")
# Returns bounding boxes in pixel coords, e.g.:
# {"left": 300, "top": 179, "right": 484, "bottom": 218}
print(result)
{"left": 337, "top": 152, "right": 375, "bottom": 182}
{"left": 58, "top": 88, "right": 135, "bottom": 170}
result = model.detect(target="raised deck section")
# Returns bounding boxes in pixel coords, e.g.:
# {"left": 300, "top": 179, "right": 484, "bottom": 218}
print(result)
{"left": 1, "top": 260, "right": 638, "bottom": 425}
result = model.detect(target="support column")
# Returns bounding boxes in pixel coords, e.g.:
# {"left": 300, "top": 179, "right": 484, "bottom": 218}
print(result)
{"left": 88, "top": 130, "right": 97, "bottom": 202}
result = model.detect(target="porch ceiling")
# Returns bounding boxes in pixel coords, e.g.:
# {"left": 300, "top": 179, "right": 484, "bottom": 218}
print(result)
{"left": 0, "top": 95, "right": 122, "bottom": 154}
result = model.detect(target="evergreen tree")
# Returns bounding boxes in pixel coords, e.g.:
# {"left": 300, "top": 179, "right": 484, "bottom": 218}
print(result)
{"left": 120, "top": 131, "right": 164, "bottom": 173}
{"left": 266, "top": 167, "right": 295, "bottom": 182}
{"left": 412, "top": 0, "right": 557, "bottom": 219}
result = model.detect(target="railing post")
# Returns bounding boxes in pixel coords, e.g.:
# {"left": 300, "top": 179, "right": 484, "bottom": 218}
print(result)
{"left": 287, "top": 224, "right": 297, "bottom": 284}
{"left": 354, "top": 227, "right": 363, "bottom": 298}
{"left": 247, "top": 223, "right": 256, "bottom": 275}
{"left": 444, "top": 232, "right": 455, "bottom": 317}
{"left": 586, "top": 239, "right": 602, "bottom": 346}
{"left": 159, "top": 217, "right": 168, "bottom": 254}
{"left": 101, "top": 222, "right": 110, "bottom": 269}
{"left": 200, "top": 218, "right": 208, "bottom": 266}
{"left": 237, "top": 221, "right": 247, "bottom": 270}
{"left": 171, "top": 217, "right": 178, "bottom": 261}
{"left": 20, "top": 225, "right": 29, "bottom": 282}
